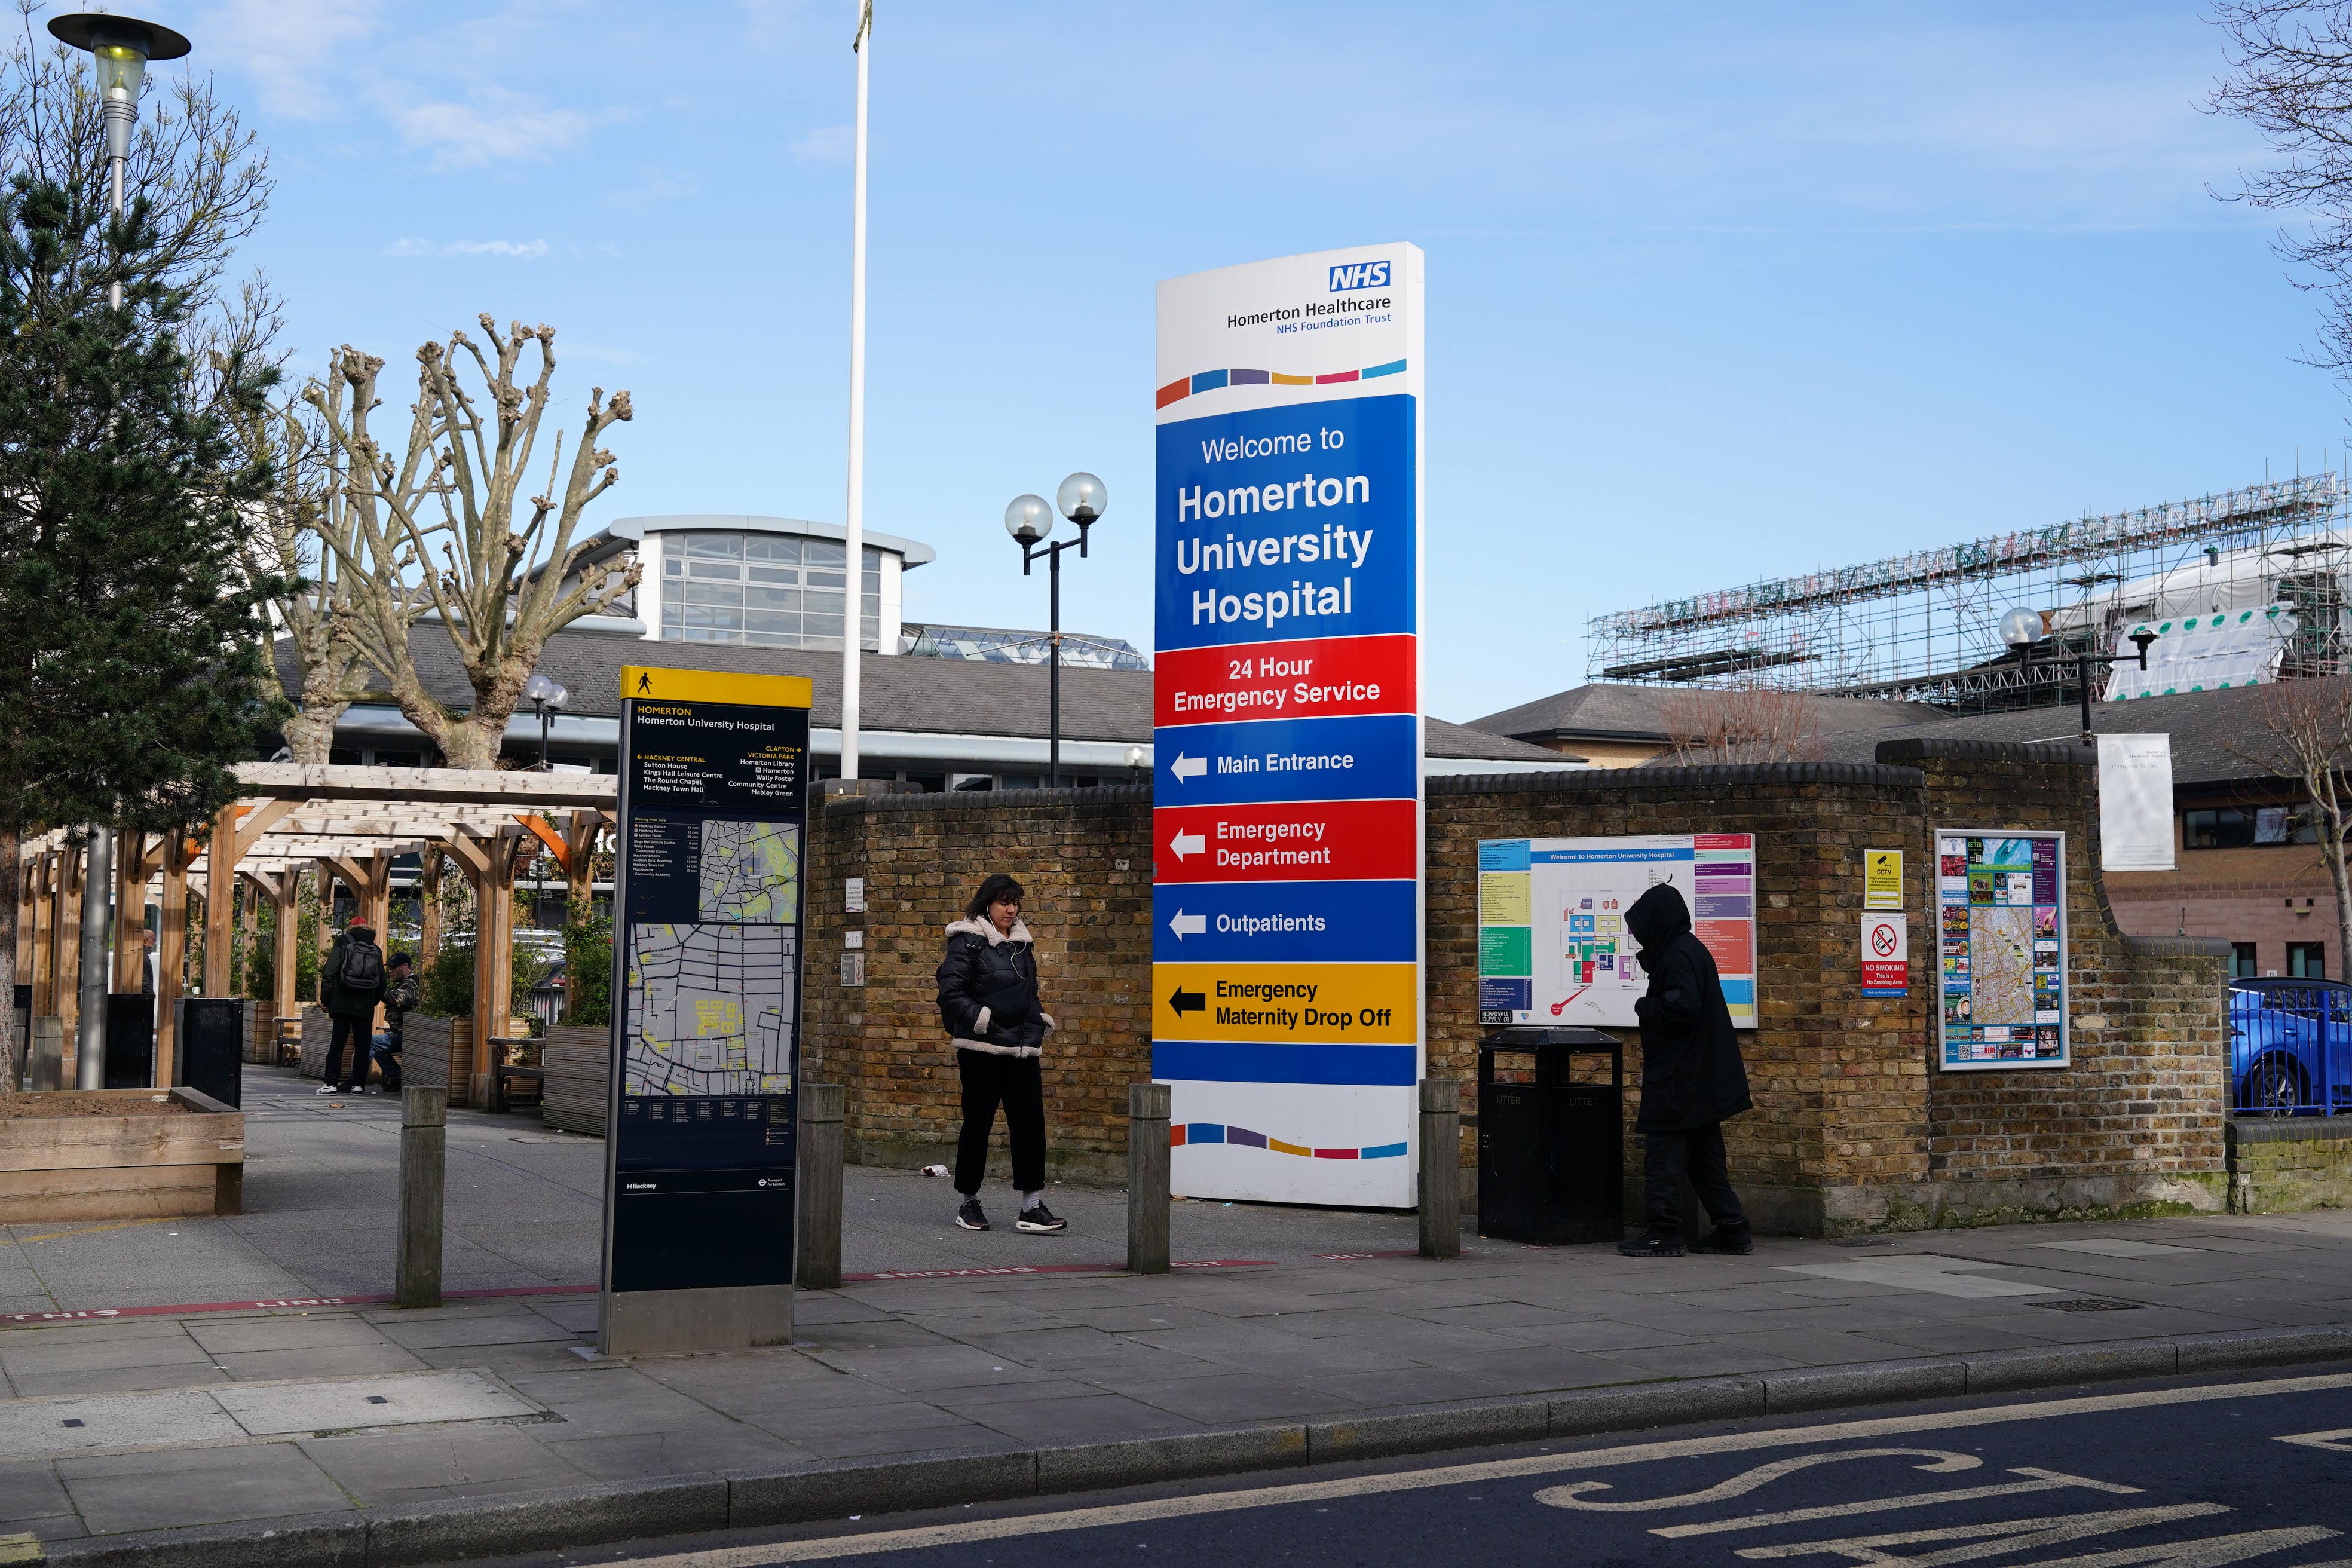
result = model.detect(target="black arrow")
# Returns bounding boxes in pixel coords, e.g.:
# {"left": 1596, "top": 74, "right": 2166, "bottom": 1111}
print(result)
{"left": 1170, "top": 987, "right": 1206, "bottom": 1016}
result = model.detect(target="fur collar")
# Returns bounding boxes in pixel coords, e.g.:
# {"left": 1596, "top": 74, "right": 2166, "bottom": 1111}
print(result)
{"left": 945, "top": 915, "right": 1033, "bottom": 945}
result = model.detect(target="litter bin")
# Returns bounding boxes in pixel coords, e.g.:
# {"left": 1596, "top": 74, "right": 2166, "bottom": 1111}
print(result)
{"left": 1478, "top": 1025, "right": 1623, "bottom": 1244}
{"left": 176, "top": 999, "right": 244, "bottom": 1108}
{"left": 103, "top": 993, "right": 153, "bottom": 1089}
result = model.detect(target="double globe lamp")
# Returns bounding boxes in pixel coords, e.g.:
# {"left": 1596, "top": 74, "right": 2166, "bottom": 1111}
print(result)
{"left": 1004, "top": 474, "right": 1108, "bottom": 790}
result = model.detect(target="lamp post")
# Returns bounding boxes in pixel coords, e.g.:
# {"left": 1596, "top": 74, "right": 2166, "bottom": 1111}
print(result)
{"left": 1006, "top": 474, "right": 1108, "bottom": 789}
{"left": 1998, "top": 608, "right": 2158, "bottom": 745}
{"left": 841, "top": 1, "right": 874, "bottom": 782}
{"left": 47, "top": 13, "right": 191, "bottom": 312}
{"left": 525, "top": 675, "right": 570, "bottom": 770}
{"left": 50, "top": 13, "right": 188, "bottom": 1088}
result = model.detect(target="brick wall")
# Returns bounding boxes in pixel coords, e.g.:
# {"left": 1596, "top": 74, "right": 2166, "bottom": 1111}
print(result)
{"left": 2228, "top": 1118, "right": 2352, "bottom": 1212}
{"left": 802, "top": 742, "right": 2231, "bottom": 1230}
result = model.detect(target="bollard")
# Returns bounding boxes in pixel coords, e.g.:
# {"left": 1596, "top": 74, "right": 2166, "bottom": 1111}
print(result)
{"left": 1419, "top": 1077, "right": 1460, "bottom": 1259}
{"left": 795, "top": 1084, "right": 844, "bottom": 1290}
{"left": 396, "top": 1086, "right": 447, "bottom": 1308}
{"left": 1127, "top": 1082, "right": 1171, "bottom": 1275}
{"left": 27, "top": 1018, "right": 63, "bottom": 1091}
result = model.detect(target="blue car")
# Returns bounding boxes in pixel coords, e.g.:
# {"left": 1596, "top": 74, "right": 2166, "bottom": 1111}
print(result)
{"left": 2230, "top": 978, "right": 2352, "bottom": 1114}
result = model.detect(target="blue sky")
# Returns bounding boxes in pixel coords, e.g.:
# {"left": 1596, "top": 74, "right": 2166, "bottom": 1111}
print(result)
{"left": 109, "top": 0, "right": 2345, "bottom": 721}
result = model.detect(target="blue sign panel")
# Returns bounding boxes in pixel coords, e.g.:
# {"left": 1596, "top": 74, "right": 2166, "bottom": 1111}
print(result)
{"left": 1152, "top": 880, "right": 1419, "bottom": 965}
{"left": 1156, "top": 395, "right": 1417, "bottom": 654}
{"left": 1152, "top": 713, "right": 1416, "bottom": 807}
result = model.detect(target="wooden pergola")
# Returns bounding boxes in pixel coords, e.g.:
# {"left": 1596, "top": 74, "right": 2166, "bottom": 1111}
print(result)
{"left": 17, "top": 764, "right": 615, "bottom": 1097}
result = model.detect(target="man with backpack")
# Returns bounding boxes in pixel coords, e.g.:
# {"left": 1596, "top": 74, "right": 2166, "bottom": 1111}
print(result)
{"left": 320, "top": 917, "right": 386, "bottom": 1096}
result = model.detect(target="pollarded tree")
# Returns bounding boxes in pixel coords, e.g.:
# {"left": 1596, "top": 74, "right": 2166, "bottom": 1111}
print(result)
{"left": 308, "top": 319, "right": 640, "bottom": 768}
{"left": 0, "top": 176, "right": 283, "bottom": 1090}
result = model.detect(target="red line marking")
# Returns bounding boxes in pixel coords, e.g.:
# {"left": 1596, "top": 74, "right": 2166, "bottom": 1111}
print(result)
{"left": 840, "top": 1260, "right": 1274, "bottom": 1284}
{"left": 0, "top": 1282, "right": 596, "bottom": 1327}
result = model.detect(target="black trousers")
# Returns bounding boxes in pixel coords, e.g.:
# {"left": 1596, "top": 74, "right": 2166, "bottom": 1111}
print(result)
{"left": 955, "top": 1050, "right": 1046, "bottom": 1195}
{"left": 1643, "top": 1122, "right": 1748, "bottom": 1239}
{"left": 324, "top": 1015, "right": 369, "bottom": 1088}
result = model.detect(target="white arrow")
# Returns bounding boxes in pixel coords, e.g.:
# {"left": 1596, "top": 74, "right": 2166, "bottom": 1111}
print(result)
{"left": 1169, "top": 830, "right": 1205, "bottom": 860}
{"left": 1170, "top": 754, "right": 1206, "bottom": 782}
{"left": 1169, "top": 909, "right": 1206, "bottom": 939}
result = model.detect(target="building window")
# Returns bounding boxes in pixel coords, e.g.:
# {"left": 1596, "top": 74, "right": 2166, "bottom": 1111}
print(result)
{"left": 2290, "top": 941, "right": 2326, "bottom": 979}
{"left": 2232, "top": 942, "right": 2258, "bottom": 979}
{"left": 659, "top": 534, "right": 883, "bottom": 650}
{"left": 2185, "top": 806, "right": 2320, "bottom": 849}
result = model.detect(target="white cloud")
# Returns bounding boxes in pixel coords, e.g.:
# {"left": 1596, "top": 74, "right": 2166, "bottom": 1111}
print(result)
{"left": 383, "top": 238, "right": 550, "bottom": 259}
{"left": 201, "top": 0, "right": 379, "bottom": 120}
{"left": 789, "top": 124, "right": 855, "bottom": 165}
{"left": 376, "top": 87, "right": 593, "bottom": 170}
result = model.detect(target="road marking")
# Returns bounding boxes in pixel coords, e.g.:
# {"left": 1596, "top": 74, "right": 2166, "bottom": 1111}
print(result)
{"left": 1778, "top": 1257, "right": 2059, "bottom": 1298}
{"left": 595, "top": 1372, "right": 2352, "bottom": 1566}
{"left": 2277, "top": 1428, "right": 2352, "bottom": 1453}
{"left": 1731, "top": 1505, "right": 2308, "bottom": 1562}
{"left": 1651, "top": 1466, "right": 2140, "bottom": 1539}
{"left": 1536, "top": 1447, "right": 1978, "bottom": 1512}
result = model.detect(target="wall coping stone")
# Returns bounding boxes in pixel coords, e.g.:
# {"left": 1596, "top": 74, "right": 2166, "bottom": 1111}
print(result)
{"left": 825, "top": 783, "right": 1154, "bottom": 817}
{"left": 2123, "top": 935, "right": 2236, "bottom": 960}
{"left": 1428, "top": 762, "right": 1928, "bottom": 795}
{"left": 2227, "top": 1116, "right": 2352, "bottom": 1145}
{"left": 1876, "top": 737, "right": 2096, "bottom": 767}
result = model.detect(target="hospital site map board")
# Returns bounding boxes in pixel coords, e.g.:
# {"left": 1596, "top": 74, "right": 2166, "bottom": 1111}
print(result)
{"left": 601, "top": 666, "right": 810, "bottom": 1355}
{"left": 1937, "top": 830, "right": 2068, "bottom": 1070}
{"left": 1475, "top": 835, "right": 1758, "bottom": 1030}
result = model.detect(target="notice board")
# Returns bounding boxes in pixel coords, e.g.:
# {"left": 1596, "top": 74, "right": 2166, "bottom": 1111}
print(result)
{"left": 601, "top": 666, "right": 810, "bottom": 1350}
{"left": 1476, "top": 834, "right": 1759, "bottom": 1030}
{"left": 1152, "top": 243, "right": 1425, "bottom": 1208}
{"left": 1937, "top": 829, "right": 2068, "bottom": 1070}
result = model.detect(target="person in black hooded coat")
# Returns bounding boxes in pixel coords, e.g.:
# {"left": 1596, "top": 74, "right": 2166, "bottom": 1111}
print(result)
{"left": 1620, "top": 882, "right": 1754, "bottom": 1258}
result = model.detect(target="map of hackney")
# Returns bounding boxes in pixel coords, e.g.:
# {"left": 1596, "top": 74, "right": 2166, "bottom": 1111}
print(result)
{"left": 1938, "top": 832, "right": 2066, "bottom": 1069}
{"left": 622, "top": 819, "right": 801, "bottom": 1100}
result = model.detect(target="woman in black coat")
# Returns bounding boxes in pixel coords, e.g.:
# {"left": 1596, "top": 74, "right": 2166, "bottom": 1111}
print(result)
{"left": 1620, "top": 882, "right": 1754, "bottom": 1258}
{"left": 935, "top": 873, "right": 1065, "bottom": 1233}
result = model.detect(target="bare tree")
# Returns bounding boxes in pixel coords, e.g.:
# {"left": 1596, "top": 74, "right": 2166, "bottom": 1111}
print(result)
{"left": 1653, "top": 681, "right": 1829, "bottom": 765}
{"left": 307, "top": 320, "right": 640, "bottom": 768}
{"left": 2210, "top": 2, "right": 2352, "bottom": 378}
{"left": 2232, "top": 676, "right": 2352, "bottom": 970}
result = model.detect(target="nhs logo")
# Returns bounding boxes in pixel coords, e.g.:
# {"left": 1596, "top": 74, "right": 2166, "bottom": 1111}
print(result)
{"left": 1327, "top": 259, "right": 1390, "bottom": 292}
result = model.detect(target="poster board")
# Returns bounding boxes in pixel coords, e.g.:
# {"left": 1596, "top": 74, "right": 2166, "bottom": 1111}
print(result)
{"left": 1936, "top": 829, "right": 2067, "bottom": 1070}
{"left": 1476, "top": 834, "right": 1757, "bottom": 1029}
{"left": 1152, "top": 244, "right": 1425, "bottom": 1208}
{"left": 2096, "top": 734, "right": 2175, "bottom": 872}
{"left": 601, "top": 666, "right": 810, "bottom": 1353}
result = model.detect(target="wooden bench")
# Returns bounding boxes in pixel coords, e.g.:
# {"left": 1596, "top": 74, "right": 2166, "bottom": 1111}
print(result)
{"left": 486, "top": 1036, "right": 542, "bottom": 1114}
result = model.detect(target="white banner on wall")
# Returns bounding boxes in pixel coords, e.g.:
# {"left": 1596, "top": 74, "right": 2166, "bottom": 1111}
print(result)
{"left": 2096, "top": 734, "right": 2175, "bottom": 872}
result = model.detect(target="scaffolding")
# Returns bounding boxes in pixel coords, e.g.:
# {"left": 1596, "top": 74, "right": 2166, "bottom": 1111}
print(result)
{"left": 1584, "top": 474, "right": 2348, "bottom": 710}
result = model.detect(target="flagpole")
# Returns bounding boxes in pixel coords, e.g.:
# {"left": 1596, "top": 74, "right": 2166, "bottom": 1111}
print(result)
{"left": 842, "top": 0, "right": 872, "bottom": 781}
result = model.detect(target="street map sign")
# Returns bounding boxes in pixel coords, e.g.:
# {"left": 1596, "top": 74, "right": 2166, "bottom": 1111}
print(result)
{"left": 1153, "top": 243, "right": 1425, "bottom": 1206}
{"left": 1475, "top": 835, "right": 1759, "bottom": 1030}
{"left": 601, "top": 666, "right": 811, "bottom": 1352}
{"left": 1937, "top": 829, "right": 2068, "bottom": 1070}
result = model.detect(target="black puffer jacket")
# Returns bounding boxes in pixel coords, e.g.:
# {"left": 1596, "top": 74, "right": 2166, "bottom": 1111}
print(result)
{"left": 1626, "top": 883, "right": 1752, "bottom": 1132}
{"left": 935, "top": 917, "right": 1058, "bottom": 1058}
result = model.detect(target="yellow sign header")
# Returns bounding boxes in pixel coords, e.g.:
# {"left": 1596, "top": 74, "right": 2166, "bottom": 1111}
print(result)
{"left": 620, "top": 667, "right": 813, "bottom": 709}
{"left": 1154, "top": 963, "right": 1418, "bottom": 1045}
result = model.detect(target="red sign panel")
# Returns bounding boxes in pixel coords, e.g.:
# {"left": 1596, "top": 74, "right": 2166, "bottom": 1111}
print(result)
{"left": 1155, "top": 633, "right": 1417, "bottom": 729}
{"left": 1154, "top": 798, "right": 1419, "bottom": 884}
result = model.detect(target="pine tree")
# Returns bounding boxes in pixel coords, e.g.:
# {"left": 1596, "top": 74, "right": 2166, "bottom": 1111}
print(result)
{"left": 0, "top": 175, "right": 283, "bottom": 1089}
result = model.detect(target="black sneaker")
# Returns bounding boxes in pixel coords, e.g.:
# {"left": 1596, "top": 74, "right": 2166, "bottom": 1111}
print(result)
{"left": 1016, "top": 1203, "right": 1067, "bottom": 1233}
{"left": 1616, "top": 1230, "right": 1685, "bottom": 1258}
{"left": 1690, "top": 1227, "right": 1755, "bottom": 1257}
{"left": 955, "top": 1198, "right": 989, "bottom": 1232}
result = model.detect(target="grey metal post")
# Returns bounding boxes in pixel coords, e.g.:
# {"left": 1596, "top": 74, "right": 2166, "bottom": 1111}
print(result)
{"left": 795, "top": 1084, "right": 844, "bottom": 1291}
{"left": 396, "top": 1086, "right": 447, "bottom": 1308}
{"left": 75, "top": 828, "right": 110, "bottom": 1089}
{"left": 1127, "top": 1082, "right": 1171, "bottom": 1275}
{"left": 1419, "top": 1078, "right": 1460, "bottom": 1260}
{"left": 28, "top": 1016, "right": 62, "bottom": 1091}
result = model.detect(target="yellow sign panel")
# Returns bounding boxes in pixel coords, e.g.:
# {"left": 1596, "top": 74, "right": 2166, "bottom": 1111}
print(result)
{"left": 620, "top": 666, "right": 814, "bottom": 709}
{"left": 1154, "top": 963, "right": 1417, "bottom": 1044}
{"left": 1864, "top": 849, "right": 1903, "bottom": 911}
{"left": 1478, "top": 871, "right": 1530, "bottom": 924}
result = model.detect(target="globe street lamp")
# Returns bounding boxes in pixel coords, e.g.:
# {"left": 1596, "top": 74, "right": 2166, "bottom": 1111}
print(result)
{"left": 525, "top": 675, "right": 570, "bottom": 770}
{"left": 1006, "top": 474, "right": 1107, "bottom": 789}
{"left": 1999, "top": 608, "right": 2158, "bottom": 745}
{"left": 47, "top": 13, "right": 191, "bottom": 311}
{"left": 50, "top": 12, "right": 189, "bottom": 1088}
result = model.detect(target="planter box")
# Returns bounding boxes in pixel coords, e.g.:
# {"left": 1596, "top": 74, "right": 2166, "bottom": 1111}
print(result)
{"left": 403, "top": 1015, "right": 473, "bottom": 1108}
{"left": 0, "top": 1088, "right": 243, "bottom": 1222}
{"left": 541, "top": 1025, "right": 608, "bottom": 1138}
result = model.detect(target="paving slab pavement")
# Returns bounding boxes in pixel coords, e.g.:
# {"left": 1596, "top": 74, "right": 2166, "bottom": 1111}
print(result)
{"left": 0, "top": 1066, "right": 2347, "bottom": 1561}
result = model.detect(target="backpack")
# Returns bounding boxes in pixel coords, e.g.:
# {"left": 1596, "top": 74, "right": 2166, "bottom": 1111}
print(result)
{"left": 339, "top": 938, "right": 384, "bottom": 994}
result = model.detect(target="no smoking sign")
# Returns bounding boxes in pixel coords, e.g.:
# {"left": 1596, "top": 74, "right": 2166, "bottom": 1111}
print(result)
{"left": 1861, "top": 914, "right": 1908, "bottom": 998}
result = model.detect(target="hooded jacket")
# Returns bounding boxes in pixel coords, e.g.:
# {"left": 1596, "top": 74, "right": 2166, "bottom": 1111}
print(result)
{"left": 935, "top": 916, "right": 1058, "bottom": 1058}
{"left": 1625, "top": 883, "right": 1751, "bottom": 1132}
{"left": 321, "top": 923, "right": 385, "bottom": 1022}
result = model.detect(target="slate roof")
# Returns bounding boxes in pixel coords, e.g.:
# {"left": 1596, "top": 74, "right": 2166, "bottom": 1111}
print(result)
{"left": 1465, "top": 682, "right": 1946, "bottom": 745}
{"left": 1811, "top": 682, "right": 2282, "bottom": 788}
{"left": 278, "top": 627, "right": 1573, "bottom": 764}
